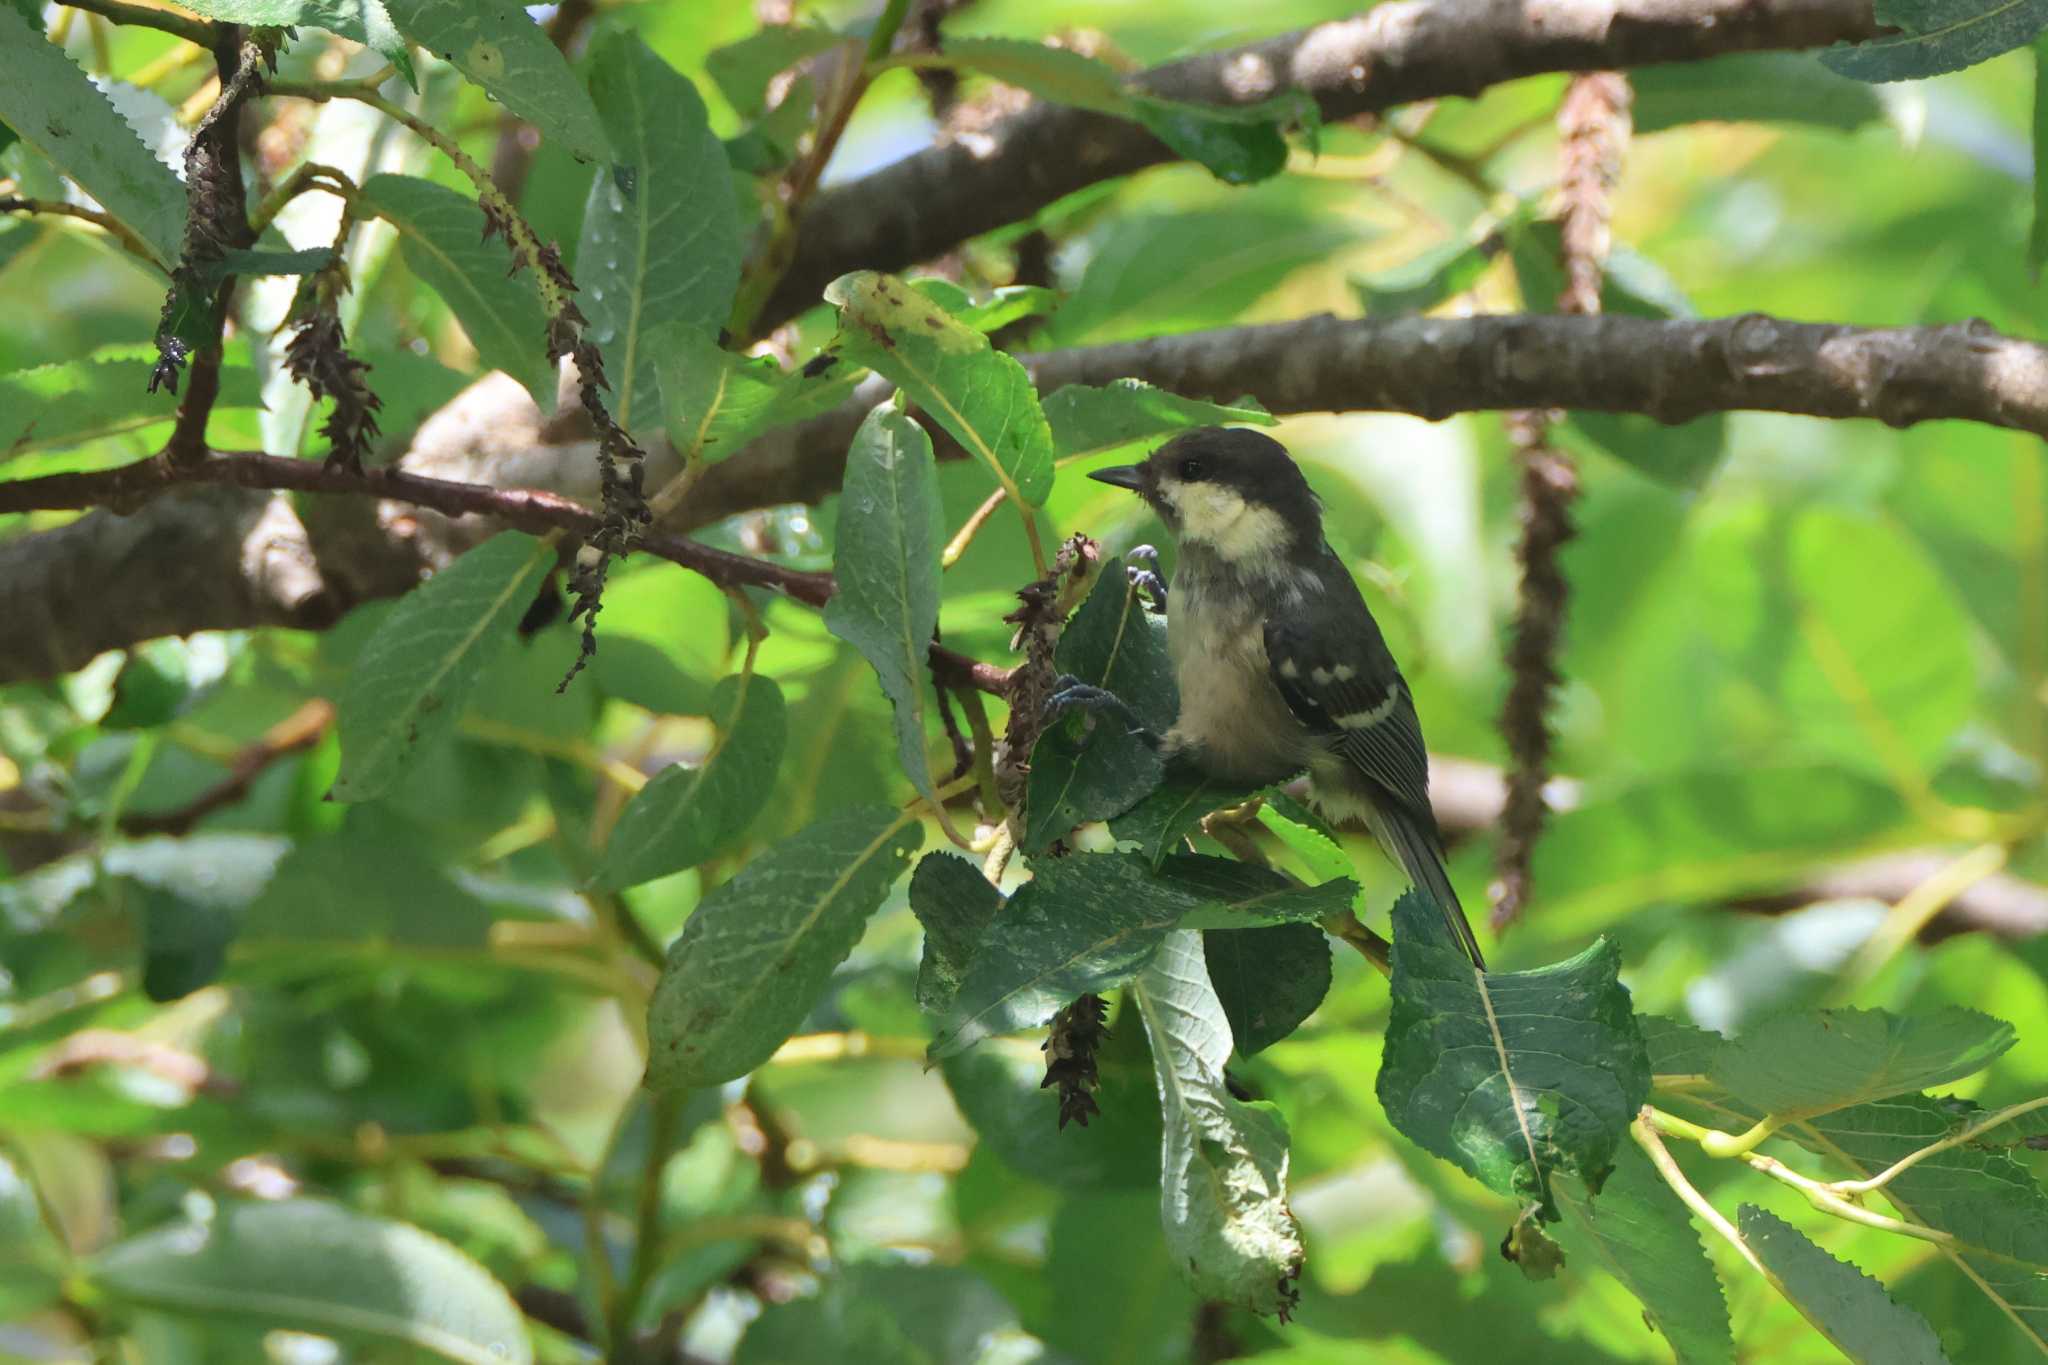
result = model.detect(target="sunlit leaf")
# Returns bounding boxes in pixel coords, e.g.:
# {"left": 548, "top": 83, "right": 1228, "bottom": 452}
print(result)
{"left": 825, "top": 406, "right": 947, "bottom": 817}
{"left": 355, "top": 175, "right": 555, "bottom": 410}
{"left": 1130, "top": 929, "right": 1303, "bottom": 1315}
{"left": 89, "top": 1199, "right": 532, "bottom": 1365}
{"left": 705, "top": 21, "right": 842, "bottom": 118}
{"left": 578, "top": 34, "right": 742, "bottom": 438}
{"left": 1708, "top": 1007, "right": 2014, "bottom": 1119}
{"left": 1042, "top": 379, "right": 1272, "bottom": 460}
{"left": 1107, "top": 764, "right": 1267, "bottom": 867}
{"left": 594, "top": 672, "right": 786, "bottom": 890}
{"left": 0, "top": 6, "right": 185, "bottom": 268}
{"left": 646, "top": 805, "right": 921, "bottom": 1090}
{"left": 330, "top": 532, "right": 552, "bottom": 802}
{"left": 385, "top": 0, "right": 609, "bottom": 160}
{"left": 825, "top": 270, "right": 1055, "bottom": 505}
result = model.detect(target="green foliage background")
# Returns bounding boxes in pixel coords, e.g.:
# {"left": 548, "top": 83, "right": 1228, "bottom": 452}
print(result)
{"left": 2, "top": 0, "right": 2048, "bottom": 1362}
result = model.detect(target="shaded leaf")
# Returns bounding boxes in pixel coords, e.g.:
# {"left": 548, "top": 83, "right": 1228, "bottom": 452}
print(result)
{"left": 825, "top": 406, "right": 947, "bottom": 814}
{"left": 593, "top": 672, "right": 786, "bottom": 890}
{"left": 931, "top": 852, "right": 1188, "bottom": 1059}
{"left": 1642, "top": 1015, "right": 1730, "bottom": 1076}
{"left": 1162, "top": 853, "right": 1357, "bottom": 929}
{"left": 0, "top": 1151, "right": 65, "bottom": 1317}
{"left": 646, "top": 806, "right": 921, "bottom": 1090}
{"left": 654, "top": 324, "right": 859, "bottom": 460}
{"left": 1377, "top": 891, "right": 1649, "bottom": 1216}
{"left": 940, "top": 1035, "right": 1161, "bottom": 1189}
{"left": 89, "top": 1198, "right": 532, "bottom": 1365}
{"left": 1043, "top": 378, "right": 1273, "bottom": 460}
{"left": 1552, "top": 1144, "right": 1735, "bottom": 1365}
{"left": 2035, "top": 34, "right": 2048, "bottom": 269}
{"left": 135, "top": 884, "right": 234, "bottom": 1002}
{"left": 355, "top": 175, "right": 554, "bottom": 410}
{"left": 825, "top": 270, "right": 1056, "bottom": 505}
{"left": 385, "top": 0, "right": 609, "bottom": 160}
{"left": 1708, "top": 1007, "right": 2014, "bottom": 1119}
{"left": 1819, "top": 0, "right": 2048, "bottom": 82}
{"left": 1203, "top": 922, "right": 1330, "bottom": 1056}
{"left": 705, "top": 21, "right": 842, "bottom": 118}
{"left": 0, "top": 6, "right": 186, "bottom": 268}
{"left": 1738, "top": 1205, "right": 1951, "bottom": 1364}
{"left": 1353, "top": 232, "right": 1503, "bottom": 316}
{"left": 1025, "top": 557, "right": 1175, "bottom": 851}
{"left": 167, "top": 0, "right": 414, "bottom": 85}
{"left": 907, "top": 852, "right": 1001, "bottom": 1015}
{"left": 1107, "top": 764, "right": 1267, "bottom": 867}
{"left": 1631, "top": 54, "right": 1885, "bottom": 133}
{"left": 243, "top": 824, "right": 494, "bottom": 948}
{"left": 1130, "top": 929, "right": 1303, "bottom": 1315}
{"left": 331, "top": 532, "right": 553, "bottom": 802}
{"left": 578, "top": 34, "right": 743, "bottom": 438}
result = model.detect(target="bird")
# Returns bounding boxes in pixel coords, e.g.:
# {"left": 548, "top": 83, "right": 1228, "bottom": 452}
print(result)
{"left": 1078, "top": 425, "right": 1487, "bottom": 970}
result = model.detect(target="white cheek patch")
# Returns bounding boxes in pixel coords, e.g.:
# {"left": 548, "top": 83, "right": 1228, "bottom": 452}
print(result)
{"left": 1169, "top": 482, "right": 1292, "bottom": 562}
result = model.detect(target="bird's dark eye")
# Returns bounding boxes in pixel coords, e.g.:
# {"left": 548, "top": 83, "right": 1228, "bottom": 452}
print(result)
{"left": 1178, "top": 457, "right": 1205, "bottom": 480}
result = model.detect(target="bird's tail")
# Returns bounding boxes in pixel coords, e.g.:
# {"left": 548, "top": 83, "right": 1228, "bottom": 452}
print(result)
{"left": 1378, "top": 805, "right": 1487, "bottom": 971}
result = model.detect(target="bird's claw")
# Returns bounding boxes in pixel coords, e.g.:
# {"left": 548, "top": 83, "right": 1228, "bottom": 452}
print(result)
{"left": 1043, "top": 674, "right": 1158, "bottom": 746}
{"left": 1126, "top": 545, "right": 1167, "bottom": 614}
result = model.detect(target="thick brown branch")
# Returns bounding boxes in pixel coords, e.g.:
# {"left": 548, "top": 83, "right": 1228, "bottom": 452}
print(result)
{"left": 761, "top": 0, "right": 1877, "bottom": 328}
{"left": 688, "top": 312, "right": 2048, "bottom": 527}
{"left": 4, "top": 310, "right": 2042, "bottom": 682}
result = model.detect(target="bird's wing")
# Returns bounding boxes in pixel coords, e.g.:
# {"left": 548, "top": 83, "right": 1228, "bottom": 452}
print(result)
{"left": 1262, "top": 613, "right": 1435, "bottom": 827}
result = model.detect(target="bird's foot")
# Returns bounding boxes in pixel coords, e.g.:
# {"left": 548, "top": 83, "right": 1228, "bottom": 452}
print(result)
{"left": 1127, "top": 545, "right": 1167, "bottom": 614}
{"left": 1044, "top": 675, "right": 1159, "bottom": 746}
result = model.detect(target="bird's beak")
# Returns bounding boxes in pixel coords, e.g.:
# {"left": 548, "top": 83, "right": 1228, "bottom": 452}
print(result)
{"left": 1089, "top": 464, "right": 1146, "bottom": 491}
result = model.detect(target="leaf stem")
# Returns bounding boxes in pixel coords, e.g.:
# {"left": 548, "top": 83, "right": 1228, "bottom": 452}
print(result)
{"left": 1827, "top": 1093, "right": 2048, "bottom": 1197}
{"left": 1632, "top": 1112, "right": 1772, "bottom": 1280}
{"left": 0, "top": 195, "right": 164, "bottom": 272}
{"left": 1698, "top": 1114, "right": 1782, "bottom": 1158}
{"left": 60, "top": 0, "right": 212, "bottom": 46}
{"left": 247, "top": 162, "right": 357, "bottom": 239}
{"left": 942, "top": 486, "right": 1007, "bottom": 568}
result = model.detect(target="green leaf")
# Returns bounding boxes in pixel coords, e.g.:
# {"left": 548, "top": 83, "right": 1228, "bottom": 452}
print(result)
{"left": 1042, "top": 379, "right": 1273, "bottom": 460}
{"left": 577, "top": 35, "right": 743, "bottom": 438}
{"left": 161, "top": 0, "right": 415, "bottom": 85}
{"left": 384, "top": 0, "right": 609, "bottom": 161}
{"left": 739, "top": 1262, "right": 1041, "bottom": 1365}
{"left": 1256, "top": 792, "right": 1353, "bottom": 886}
{"left": 1352, "top": 233, "right": 1504, "bottom": 316}
{"left": 355, "top": 174, "right": 554, "bottom": 411}
{"left": 0, "top": 1151, "right": 66, "bottom": 1318}
{"left": 653, "top": 325, "right": 859, "bottom": 461}
{"left": 1708, "top": 1007, "right": 2014, "bottom": 1119}
{"left": 907, "top": 852, "right": 1001, "bottom": 1015}
{"left": 1793, "top": 1095, "right": 2048, "bottom": 1334}
{"left": 1641, "top": 1015, "right": 1730, "bottom": 1076}
{"left": 1631, "top": 54, "right": 1886, "bottom": 133}
{"left": 243, "top": 823, "right": 494, "bottom": 948}
{"left": 1107, "top": 764, "right": 1268, "bottom": 867}
{"left": 931, "top": 852, "right": 1187, "bottom": 1059}
{"left": 909, "top": 278, "right": 1060, "bottom": 333}
{"left": 1377, "top": 891, "right": 1650, "bottom": 1216}
{"left": 824, "top": 406, "right": 947, "bottom": 814}
{"left": 2033, "top": 34, "right": 2048, "bottom": 269}
{"left": 705, "top": 21, "right": 842, "bottom": 118}
{"left": 1036, "top": 1189, "right": 1197, "bottom": 1364}
{"left": 824, "top": 270, "right": 1056, "bottom": 505}
{"left": 89, "top": 1198, "right": 532, "bottom": 1365}
{"left": 1025, "top": 557, "right": 1176, "bottom": 851}
{"left": 941, "top": 1035, "right": 1161, "bottom": 1189}
{"left": 1130, "top": 929, "right": 1304, "bottom": 1314}
{"left": 646, "top": 805, "right": 921, "bottom": 1091}
{"left": 1203, "top": 923, "right": 1329, "bottom": 1056}
{"left": 0, "top": 6, "right": 186, "bottom": 269}
{"left": 135, "top": 884, "right": 234, "bottom": 1002}
{"left": 1161, "top": 853, "right": 1357, "bottom": 929}
{"left": 594, "top": 672, "right": 785, "bottom": 890}
{"left": 330, "top": 532, "right": 552, "bottom": 802}
{"left": 1819, "top": 0, "right": 2048, "bottom": 82}
{"left": 1552, "top": 1143, "right": 1735, "bottom": 1365}
{"left": 1737, "top": 1205, "right": 1951, "bottom": 1364}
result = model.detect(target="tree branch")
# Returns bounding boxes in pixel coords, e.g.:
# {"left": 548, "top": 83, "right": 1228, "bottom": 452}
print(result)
{"left": 0, "top": 449, "right": 1010, "bottom": 695}
{"left": 759, "top": 0, "right": 1877, "bottom": 328}
{"left": 3, "top": 311, "right": 2042, "bottom": 681}
{"left": 59, "top": 0, "right": 214, "bottom": 47}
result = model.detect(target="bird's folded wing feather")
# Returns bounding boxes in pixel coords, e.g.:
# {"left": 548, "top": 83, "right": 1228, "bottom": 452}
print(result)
{"left": 1262, "top": 615, "right": 1435, "bottom": 826}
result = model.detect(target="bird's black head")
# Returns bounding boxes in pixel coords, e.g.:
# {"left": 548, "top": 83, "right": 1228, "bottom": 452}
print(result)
{"left": 1089, "top": 427, "right": 1322, "bottom": 562}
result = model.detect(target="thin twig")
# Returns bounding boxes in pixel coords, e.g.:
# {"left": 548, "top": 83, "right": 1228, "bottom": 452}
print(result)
{"left": 0, "top": 196, "right": 163, "bottom": 271}
{"left": 61, "top": 0, "right": 212, "bottom": 46}
{"left": 1828, "top": 1094, "right": 2048, "bottom": 1197}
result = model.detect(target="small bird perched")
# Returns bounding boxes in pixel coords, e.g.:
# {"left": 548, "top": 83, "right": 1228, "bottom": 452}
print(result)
{"left": 1082, "top": 426, "right": 1487, "bottom": 969}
